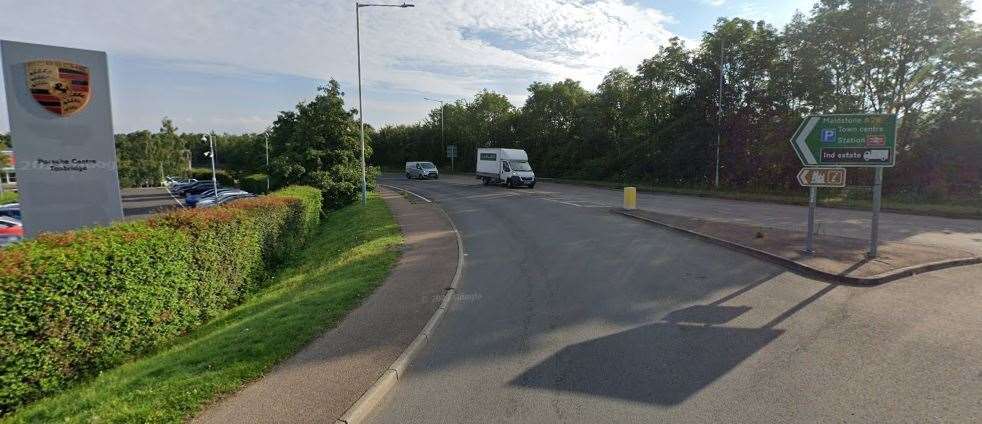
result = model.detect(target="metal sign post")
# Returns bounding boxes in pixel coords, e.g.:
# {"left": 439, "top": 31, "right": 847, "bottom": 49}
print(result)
{"left": 806, "top": 186, "right": 817, "bottom": 253}
{"left": 446, "top": 144, "right": 457, "bottom": 174}
{"left": 790, "top": 114, "right": 895, "bottom": 258}
{"left": 796, "top": 167, "right": 845, "bottom": 254}
{"left": 869, "top": 167, "right": 883, "bottom": 257}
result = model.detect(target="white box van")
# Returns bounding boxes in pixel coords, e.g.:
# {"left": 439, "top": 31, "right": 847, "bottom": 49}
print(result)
{"left": 405, "top": 161, "right": 439, "bottom": 179}
{"left": 476, "top": 148, "right": 536, "bottom": 188}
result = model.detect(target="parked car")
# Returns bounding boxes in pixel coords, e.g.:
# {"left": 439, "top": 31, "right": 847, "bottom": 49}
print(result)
{"left": 476, "top": 148, "right": 536, "bottom": 188}
{"left": 0, "top": 203, "right": 20, "bottom": 220}
{"left": 187, "top": 188, "right": 246, "bottom": 207}
{"left": 405, "top": 161, "right": 439, "bottom": 179}
{"left": 179, "top": 182, "right": 223, "bottom": 197}
{"left": 0, "top": 216, "right": 23, "bottom": 246}
{"left": 196, "top": 191, "right": 255, "bottom": 208}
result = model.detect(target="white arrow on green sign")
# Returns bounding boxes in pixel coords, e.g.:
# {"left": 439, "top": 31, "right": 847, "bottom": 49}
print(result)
{"left": 789, "top": 114, "right": 897, "bottom": 167}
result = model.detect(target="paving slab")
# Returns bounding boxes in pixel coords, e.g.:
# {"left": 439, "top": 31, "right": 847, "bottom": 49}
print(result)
{"left": 193, "top": 188, "right": 458, "bottom": 424}
{"left": 618, "top": 208, "right": 979, "bottom": 284}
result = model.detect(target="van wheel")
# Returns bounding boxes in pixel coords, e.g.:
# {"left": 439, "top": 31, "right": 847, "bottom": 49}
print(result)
{"left": 506, "top": 178, "right": 514, "bottom": 188}
{"left": 406, "top": 173, "right": 412, "bottom": 180}
{"left": 482, "top": 177, "right": 490, "bottom": 186}
{"left": 528, "top": 183, "right": 535, "bottom": 189}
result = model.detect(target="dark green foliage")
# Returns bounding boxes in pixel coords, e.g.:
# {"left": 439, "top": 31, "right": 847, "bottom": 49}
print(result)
{"left": 266, "top": 80, "right": 372, "bottom": 209}
{"left": 0, "top": 186, "right": 321, "bottom": 414}
{"left": 190, "top": 168, "right": 235, "bottom": 186}
{"left": 238, "top": 173, "right": 270, "bottom": 194}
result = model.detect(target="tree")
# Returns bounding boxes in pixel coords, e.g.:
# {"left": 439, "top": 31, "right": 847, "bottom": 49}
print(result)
{"left": 268, "top": 80, "right": 369, "bottom": 209}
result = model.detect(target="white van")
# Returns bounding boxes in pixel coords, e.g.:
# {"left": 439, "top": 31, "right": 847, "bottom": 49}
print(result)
{"left": 405, "top": 161, "right": 439, "bottom": 179}
{"left": 476, "top": 148, "right": 536, "bottom": 188}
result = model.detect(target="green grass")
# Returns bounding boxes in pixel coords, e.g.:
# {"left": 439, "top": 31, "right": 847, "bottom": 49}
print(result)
{"left": 546, "top": 178, "right": 982, "bottom": 219}
{"left": 3, "top": 193, "right": 402, "bottom": 423}
{"left": 0, "top": 191, "right": 17, "bottom": 204}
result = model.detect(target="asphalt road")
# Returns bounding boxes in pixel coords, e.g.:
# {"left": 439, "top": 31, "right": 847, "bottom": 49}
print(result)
{"left": 121, "top": 187, "right": 183, "bottom": 219}
{"left": 367, "top": 175, "right": 982, "bottom": 423}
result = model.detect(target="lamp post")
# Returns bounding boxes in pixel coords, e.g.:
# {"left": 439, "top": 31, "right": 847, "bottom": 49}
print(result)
{"left": 202, "top": 134, "right": 218, "bottom": 195}
{"left": 263, "top": 132, "right": 270, "bottom": 193}
{"left": 423, "top": 97, "right": 445, "bottom": 169}
{"left": 356, "top": 1, "right": 415, "bottom": 205}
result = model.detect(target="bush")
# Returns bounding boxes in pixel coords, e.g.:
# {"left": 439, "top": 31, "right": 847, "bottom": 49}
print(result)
{"left": 0, "top": 186, "right": 321, "bottom": 414}
{"left": 191, "top": 168, "right": 235, "bottom": 186}
{"left": 238, "top": 173, "right": 269, "bottom": 194}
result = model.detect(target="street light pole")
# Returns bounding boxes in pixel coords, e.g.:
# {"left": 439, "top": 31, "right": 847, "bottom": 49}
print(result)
{"left": 203, "top": 134, "right": 218, "bottom": 195}
{"left": 423, "top": 97, "right": 445, "bottom": 168}
{"left": 356, "top": 2, "right": 414, "bottom": 205}
{"left": 715, "top": 36, "right": 724, "bottom": 190}
{"left": 264, "top": 132, "right": 270, "bottom": 193}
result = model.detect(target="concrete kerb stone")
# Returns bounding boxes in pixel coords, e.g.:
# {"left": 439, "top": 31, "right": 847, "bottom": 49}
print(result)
{"left": 613, "top": 208, "right": 981, "bottom": 286}
{"left": 336, "top": 186, "right": 465, "bottom": 424}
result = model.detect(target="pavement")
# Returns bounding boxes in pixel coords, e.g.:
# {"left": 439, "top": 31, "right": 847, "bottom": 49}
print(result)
{"left": 363, "top": 175, "right": 982, "bottom": 423}
{"left": 618, "top": 207, "right": 978, "bottom": 281}
{"left": 193, "top": 188, "right": 458, "bottom": 424}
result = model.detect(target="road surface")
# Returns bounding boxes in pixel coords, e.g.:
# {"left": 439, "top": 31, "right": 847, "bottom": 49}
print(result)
{"left": 121, "top": 187, "right": 183, "bottom": 219}
{"left": 366, "top": 175, "right": 982, "bottom": 423}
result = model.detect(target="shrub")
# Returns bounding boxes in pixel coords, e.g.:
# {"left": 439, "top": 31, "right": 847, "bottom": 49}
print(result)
{"left": 238, "top": 173, "right": 269, "bottom": 194}
{"left": 191, "top": 168, "right": 235, "bottom": 186}
{"left": 0, "top": 186, "right": 321, "bottom": 414}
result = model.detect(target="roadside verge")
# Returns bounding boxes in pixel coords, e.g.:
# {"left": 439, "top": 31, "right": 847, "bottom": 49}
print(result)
{"left": 192, "top": 186, "right": 462, "bottom": 424}
{"left": 615, "top": 208, "right": 980, "bottom": 285}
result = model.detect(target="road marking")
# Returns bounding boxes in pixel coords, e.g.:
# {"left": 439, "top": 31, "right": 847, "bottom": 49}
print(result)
{"left": 381, "top": 184, "right": 432, "bottom": 203}
{"left": 166, "top": 187, "right": 186, "bottom": 208}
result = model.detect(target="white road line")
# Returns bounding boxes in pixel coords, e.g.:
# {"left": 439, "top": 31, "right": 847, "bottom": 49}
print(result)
{"left": 381, "top": 184, "right": 433, "bottom": 203}
{"left": 166, "top": 187, "right": 186, "bottom": 208}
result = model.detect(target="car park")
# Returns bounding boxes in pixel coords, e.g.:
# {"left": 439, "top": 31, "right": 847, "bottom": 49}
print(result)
{"left": 0, "top": 216, "right": 23, "bottom": 247}
{"left": 187, "top": 188, "right": 247, "bottom": 207}
{"left": 196, "top": 191, "right": 255, "bottom": 208}
{"left": 0, "top": 203, "right": 20, "bottom": 220}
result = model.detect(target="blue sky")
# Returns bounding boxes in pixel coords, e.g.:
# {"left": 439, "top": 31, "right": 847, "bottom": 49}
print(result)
{"left": 1, "top": 0, "right": 978, "bottom": 134}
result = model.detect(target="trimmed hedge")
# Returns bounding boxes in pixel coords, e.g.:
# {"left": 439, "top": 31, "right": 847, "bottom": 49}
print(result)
{"left": 190, "top": 168, "right": 235, "bottom": 186}
{"left": 0, "top": 186, "right": 321, "bottom": 414}
{"left": 238, "top": 173, "right": 269, "bottom": 194}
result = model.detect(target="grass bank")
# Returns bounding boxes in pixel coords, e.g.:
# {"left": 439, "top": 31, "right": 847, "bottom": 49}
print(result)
{"left": 3, "top": 193, "right": 402, "bottom": 423}
{"left": 546, "top": 178, "right": 982, "bottom": 220}
{"left": 0, "top": 191, "right": 16, "bottom": 204}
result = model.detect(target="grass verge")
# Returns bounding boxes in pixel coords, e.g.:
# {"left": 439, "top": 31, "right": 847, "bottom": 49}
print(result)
{"left": 0, "top": 191, "right": 17, "bottom": 204}
{"left": 2, "top": 192, "right": 402, "bottom": 423}
{"left": 545, "top": 178, "right": 982, "bottom": 220}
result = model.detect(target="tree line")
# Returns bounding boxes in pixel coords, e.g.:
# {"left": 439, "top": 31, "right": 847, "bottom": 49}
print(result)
{"left": 372, "top": 0, "right": 981, "bottom": 200}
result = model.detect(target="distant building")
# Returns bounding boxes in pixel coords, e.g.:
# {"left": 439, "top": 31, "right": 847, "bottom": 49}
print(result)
{"left": 1, "top": 150, "right": 15, "bottom": 185}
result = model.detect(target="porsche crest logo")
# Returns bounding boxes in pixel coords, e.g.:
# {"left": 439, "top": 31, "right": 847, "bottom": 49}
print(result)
{"left": 25, "top": 60, "right": 91, "bottom": 117}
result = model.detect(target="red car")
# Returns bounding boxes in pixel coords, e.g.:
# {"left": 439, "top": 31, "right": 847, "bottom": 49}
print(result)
{"left": 0, "top": 216, "right": 23, "bottom": 238}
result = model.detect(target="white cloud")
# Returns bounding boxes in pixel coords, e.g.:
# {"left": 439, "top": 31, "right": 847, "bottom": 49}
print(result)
{"left": 0, "top": 0, "right": 677, "bottom": 129}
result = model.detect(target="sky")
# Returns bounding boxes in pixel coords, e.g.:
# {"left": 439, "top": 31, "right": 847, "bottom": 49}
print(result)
{"left": 0, "top": 0, "right": 979, "bottom": 134}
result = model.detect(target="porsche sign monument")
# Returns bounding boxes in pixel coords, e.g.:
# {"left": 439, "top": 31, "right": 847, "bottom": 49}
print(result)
{"left": 2, "top": 40, "right": 123, "bottom": 237}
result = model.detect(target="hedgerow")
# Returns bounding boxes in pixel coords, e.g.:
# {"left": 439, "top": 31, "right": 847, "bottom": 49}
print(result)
{"left": 0, "top": 185, "right": 321, "bottom": 414}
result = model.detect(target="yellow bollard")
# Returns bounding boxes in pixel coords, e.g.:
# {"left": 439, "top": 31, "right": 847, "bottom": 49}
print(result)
{"left": 623, "top": 186, "right": 637, "bottom": 210}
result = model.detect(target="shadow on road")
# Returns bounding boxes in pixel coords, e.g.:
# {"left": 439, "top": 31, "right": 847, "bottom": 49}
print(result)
{"left": 511, "top": 321, "right": 783, "bottom": 405}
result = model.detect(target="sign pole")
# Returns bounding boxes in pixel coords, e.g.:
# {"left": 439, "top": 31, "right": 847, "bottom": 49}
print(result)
{"left": 805, "top": 186, "right": 816, "bottom": 253}
{"left": 868, "top": 167, "right": 883, "bottom": 258}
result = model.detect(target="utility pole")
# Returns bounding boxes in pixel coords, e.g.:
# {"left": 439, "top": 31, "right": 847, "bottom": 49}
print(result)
{"left": 355, "top": 2, "right": 415, "bottom": 205}
{"left": 715, "top": 36, "right": 724, "bottom": 190}
{"left": 203, "top": 134, "right": 218, "bottom": 195}
{"left": 264, "top": 132, "right": 270, "bottom": 193}
{"left": 424, "top": 97, "right": 446, "bottom": 169}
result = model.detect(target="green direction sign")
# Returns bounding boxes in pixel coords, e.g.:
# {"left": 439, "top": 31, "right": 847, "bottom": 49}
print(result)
{"left": 789, "top": 114, "right": 897, "bottom": 167}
